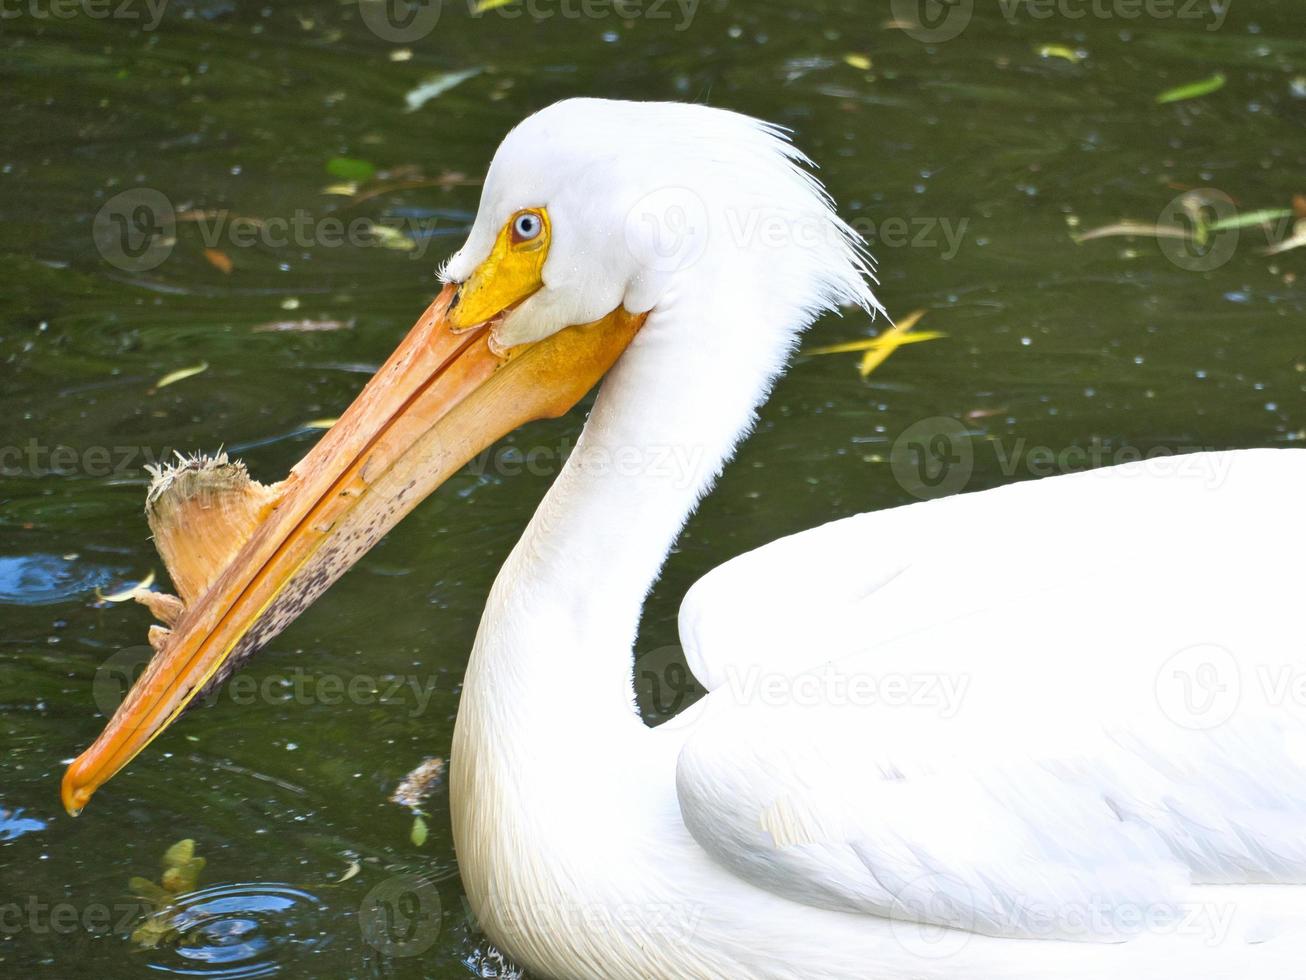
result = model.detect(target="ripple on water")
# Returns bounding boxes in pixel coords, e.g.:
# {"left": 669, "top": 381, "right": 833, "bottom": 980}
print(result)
{"left": 140, "top": 883, "right": 327, "bottom": 979}
{"left": 0, "top": 554, "right": 118, "bottom": 605}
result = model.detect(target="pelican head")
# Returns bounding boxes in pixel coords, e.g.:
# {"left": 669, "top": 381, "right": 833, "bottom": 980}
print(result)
{"left": 62, "top": 98, "right": 879, "bottom": 813}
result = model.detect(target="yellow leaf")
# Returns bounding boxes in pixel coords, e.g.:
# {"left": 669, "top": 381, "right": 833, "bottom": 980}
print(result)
{"left": 153, "top": 362, "right": 209, "bottom": 391}
{"left": 843, "top": 53, "right": 873, "bottom": 71}
{"left": 806, "top": 310, "right": 941, "bottom": 379}
{"left": 473, "top": 0, "right": 514, "bottom": 10}
{"left": 807, "top": 331, "right": 946, "bottom": 355}
{"left": 95, "top": 571, "right": 156, "bottom": 603}
{"left": 321, "top": 182, "right": 359, "bottom": 196}
{"left": 1037, "top": 44, "right": 1083, "bottom": 63}
{"left": 301, "top": 417, "right": 339, "bottom": 430}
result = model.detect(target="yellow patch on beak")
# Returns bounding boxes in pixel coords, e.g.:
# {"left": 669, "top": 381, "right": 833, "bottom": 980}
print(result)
{"left": 449, "top": 207, "right": 551, "bottom": 331}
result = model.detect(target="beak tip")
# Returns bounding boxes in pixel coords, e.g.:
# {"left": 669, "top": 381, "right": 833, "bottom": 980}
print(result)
{"left": 61, "top": 758, "right": 94, "bottom": 817}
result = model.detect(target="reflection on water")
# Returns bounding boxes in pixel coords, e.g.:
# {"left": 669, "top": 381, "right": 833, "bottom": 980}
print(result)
{"left": 0, "top": 806, "right": 48, "bottom": 842}
{"left": 0, "top": 554, "right": 120, "bottom": 605}
{"left": 135, "top": 883, "right": 327, "bottom": 979}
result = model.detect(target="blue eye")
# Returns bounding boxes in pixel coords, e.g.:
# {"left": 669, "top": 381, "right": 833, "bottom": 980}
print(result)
{"left": 512, "top": 212, "right": 542, "bottom": 243}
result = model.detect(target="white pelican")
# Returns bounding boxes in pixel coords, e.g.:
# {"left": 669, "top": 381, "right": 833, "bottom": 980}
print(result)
{"left": 64, "top": 99, "right": 1306, "bottom": 979}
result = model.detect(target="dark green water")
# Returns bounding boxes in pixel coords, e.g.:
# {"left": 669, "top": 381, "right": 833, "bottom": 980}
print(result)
{"left": 1, "top": 1, "right": 1303, "bottom": 976}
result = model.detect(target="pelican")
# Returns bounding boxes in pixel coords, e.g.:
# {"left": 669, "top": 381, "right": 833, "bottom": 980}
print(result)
{"left": 63, "top": 99, "right": 1306, "bottom": 979}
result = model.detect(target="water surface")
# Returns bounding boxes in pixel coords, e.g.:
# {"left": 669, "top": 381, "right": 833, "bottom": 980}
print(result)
{"left": 2, "top": 1, "right": 1303, "bottom": 976}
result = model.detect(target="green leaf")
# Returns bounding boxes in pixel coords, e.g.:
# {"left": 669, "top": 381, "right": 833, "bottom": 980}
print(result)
{"left": 1206, "top": 208, "right": 1294, "bottom": 233}
{"left": 1156, "top": 72, "right": 1226, "bottom": 105}
{"left": 326, "top": 157, "right": 376, "bottom": 182}
{"left": 128, "top": 877, "right": 172, "bottom": 907}
{"left": 162, "top": 838, "right": 195, "bottom": 868}
{"left": 410, "top": 814, "right": 429, "bottom": 848}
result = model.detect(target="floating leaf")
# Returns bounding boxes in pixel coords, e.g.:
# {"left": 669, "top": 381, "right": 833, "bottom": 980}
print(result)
{"left": 203, "top": 248, "right": 233, "bottom": 274}
{"left": 1156, "top": 72, "right": 1225, "bottom": 105}
{"left": 163, "top": 838, "right": 196, "bottom": 869}
{"left": 95, "top": 571, "right": 156, "bottom": 603}
{"left": 301, "top": 417, "right": 339, "bottom": 430}
{"left": 153, "top": 362, "right": 209, "bottom": 391}
{"left": 128, "top": 876, "right": 172, "bottom": 906}
{"left": 253, "top": 318, "right": 354, "bottom": 333}
{"left": 410, "top": 814, "right": 429, "bottom": 847}
{"left": 326, "top": 157, "right": 376, "bottom": 182}
{"left": 1206, "top": 208, "right": 1293, "bottom": 233}
{"left": 322, "top": 181, "right": 359, "bottom": 196}
{"left": 1037, "top": 44, "right": 1083, "bottom": 63}
{"left": 843, "top": 53, "right": 872, "bottom": 71}
{"left": 807, "top": 331, "right": 946, "bottom": 356}
{"left": 1073, "top": 221, "right": 1189, "bottom": 244}
{"left": 473, "top": 0, "right": 514, "bottom": 10}
{"left": 1263, "top": 220, "right": 1306, "bottom": 256}
{"left": 338, "top": 860, "right": 362, "bottom": 884}
{"left": 131, "top": 914, "right": 177, "bottom": 949}
{"left": 807, "top": 310, "right": 943, "bottom": 378}
{"left": 404, "top": 68, "right": 481, "bottom": 112}
{"left": 367, "top": 223, "right": 417, "bottom": 251}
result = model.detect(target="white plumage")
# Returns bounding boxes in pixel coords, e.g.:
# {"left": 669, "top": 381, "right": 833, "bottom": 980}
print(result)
{"left": 445, "top": 99, "right": 1306, "bottom": 978}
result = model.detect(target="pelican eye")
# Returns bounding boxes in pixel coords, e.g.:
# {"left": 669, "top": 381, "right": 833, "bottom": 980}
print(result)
{"left": 511, "top": 211, "right": 543, "bottom": 245}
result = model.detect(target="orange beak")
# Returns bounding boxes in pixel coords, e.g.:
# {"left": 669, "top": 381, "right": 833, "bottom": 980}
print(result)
{"left": 62, "top": 283, "right": 644, "bottom": 814}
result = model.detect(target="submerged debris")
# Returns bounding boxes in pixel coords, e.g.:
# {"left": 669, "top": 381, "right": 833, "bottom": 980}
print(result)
{"left": 391, "top": 757, "right": 446, "bottom": 811}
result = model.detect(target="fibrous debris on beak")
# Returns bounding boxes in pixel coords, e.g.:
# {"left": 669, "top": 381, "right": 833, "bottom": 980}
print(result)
{"left": 139, "top": 452, "right": 284, "bottom": 628}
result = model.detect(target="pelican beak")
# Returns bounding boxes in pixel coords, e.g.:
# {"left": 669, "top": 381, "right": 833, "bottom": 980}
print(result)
{"left": 62, "top": 282, "right": 644, "bottom": 814}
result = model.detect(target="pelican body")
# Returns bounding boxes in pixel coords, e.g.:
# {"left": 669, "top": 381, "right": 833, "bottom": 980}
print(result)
{"left": 64, "top": 100, "right": 1306, "bottom": 979}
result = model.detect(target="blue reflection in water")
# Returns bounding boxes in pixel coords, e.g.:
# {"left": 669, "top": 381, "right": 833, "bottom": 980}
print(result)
{"left": 0, "top": 806, "right": 47, "bottom": 841}
{"left": 0, "top": 554, "right": 118, "bottom": 605}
